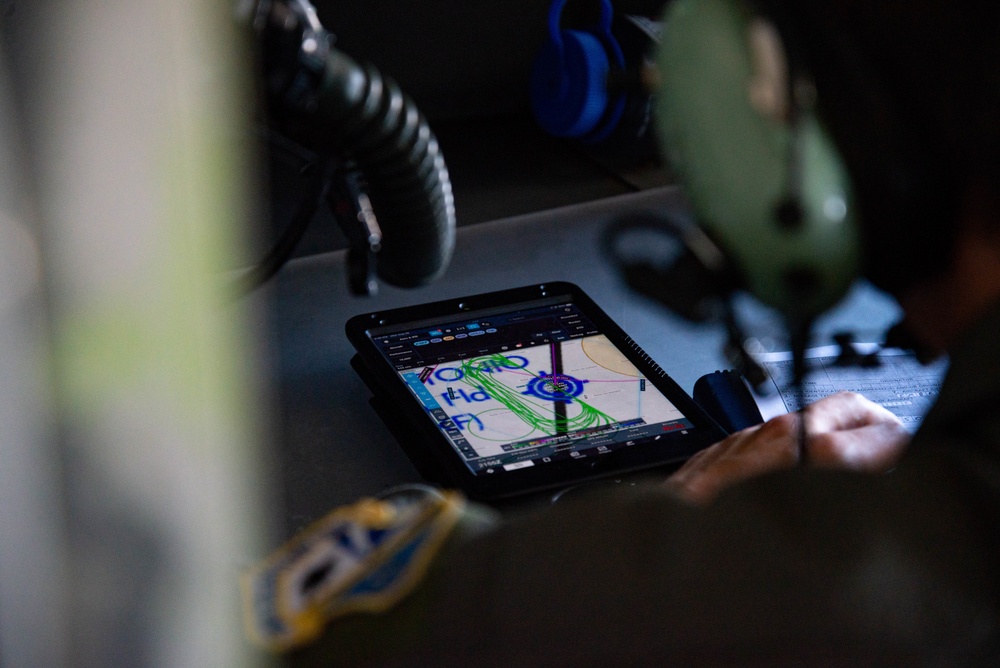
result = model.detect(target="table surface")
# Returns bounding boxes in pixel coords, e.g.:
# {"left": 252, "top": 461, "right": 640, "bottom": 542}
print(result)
{"left": 264, "top": 186, "right": 901, "bottom": 533}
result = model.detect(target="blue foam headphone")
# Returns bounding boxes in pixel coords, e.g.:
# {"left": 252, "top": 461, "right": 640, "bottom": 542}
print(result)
{"left": 530, "top": 0, "right": 628, "bottom": 142}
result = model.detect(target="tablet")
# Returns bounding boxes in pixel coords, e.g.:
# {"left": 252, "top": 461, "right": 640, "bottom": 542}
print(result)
{"left": 346, "top": 282, "right": 725, "bottom": 501}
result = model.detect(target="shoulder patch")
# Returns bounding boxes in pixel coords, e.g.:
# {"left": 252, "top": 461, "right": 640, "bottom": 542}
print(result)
{"left": 243, "top": 486, "right": 465, "bottom": 650}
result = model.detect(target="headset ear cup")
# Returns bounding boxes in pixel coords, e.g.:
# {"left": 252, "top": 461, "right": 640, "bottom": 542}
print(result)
{"left": 655, "top": 0, "right": 859, "bottom": 319}
{"left": 581, "top": 27, "right": 627, "bottom": 142}
{"left": 531, "top": 29, "right": 611, "bottom": 138}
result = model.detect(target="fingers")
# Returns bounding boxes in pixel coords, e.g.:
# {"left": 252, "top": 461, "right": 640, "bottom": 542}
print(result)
{"left": 665, "top": 415, "right": 800, "bottom": 504}
{"left": 805, "top": 391, "right": 903, "bottom": 433}
{"left": 808, "top": 421, "right": 910, "bottom": 472}
{"left": 664, "top": 393, "right": 911, "bottom": 505}
{"left": 803, "top": 392, "right": 909, "bottom": 471}
{"left": 675, "top": 423, "right": 763, "bottom": 470}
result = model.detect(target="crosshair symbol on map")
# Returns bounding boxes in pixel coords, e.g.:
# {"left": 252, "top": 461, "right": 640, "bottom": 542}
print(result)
{"left": 522, "top": 371, "right": 588, "bottom": 403}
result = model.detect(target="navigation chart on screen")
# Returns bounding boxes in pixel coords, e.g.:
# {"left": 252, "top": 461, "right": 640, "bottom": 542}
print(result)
{"left": 399, "top": 334, "right": 687, "bottom": 465}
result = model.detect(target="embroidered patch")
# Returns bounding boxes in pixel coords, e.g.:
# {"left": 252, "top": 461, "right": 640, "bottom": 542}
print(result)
{"left": 243, "top": 486, "right": 465, "bottom": 650}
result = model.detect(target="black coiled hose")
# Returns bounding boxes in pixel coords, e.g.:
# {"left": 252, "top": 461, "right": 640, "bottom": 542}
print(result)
{"left": 305, "top": 51, "right": 455, "bottom": 287}
{"left": 254, "top": 0, "right": 456, "bottom": 290}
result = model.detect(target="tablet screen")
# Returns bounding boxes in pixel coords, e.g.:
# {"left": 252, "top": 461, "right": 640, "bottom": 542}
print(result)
{"left": 367, "top": 296, "right": 697, "bottom": 477}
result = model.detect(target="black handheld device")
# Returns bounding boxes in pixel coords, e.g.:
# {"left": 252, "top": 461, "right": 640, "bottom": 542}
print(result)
{"left": 693, "top": 370, "right": 764, "bottom": 434}
{"left": 346, "top": 282, "right": 725, "bottom": 501}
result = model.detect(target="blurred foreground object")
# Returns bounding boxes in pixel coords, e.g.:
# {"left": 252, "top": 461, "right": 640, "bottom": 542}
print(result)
{"left": 0, "top": 47, "right": 68, "bottom": 668}
{"left": 1, "top": 1, "right": 276, "bottom": 666}
{"left": 655, "top": 0, "right": 859, "bottom": 325}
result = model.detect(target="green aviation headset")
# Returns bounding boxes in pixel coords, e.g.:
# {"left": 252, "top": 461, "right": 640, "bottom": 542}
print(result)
{"left": 653, "top": 0, "right": 958, "bottom": 325}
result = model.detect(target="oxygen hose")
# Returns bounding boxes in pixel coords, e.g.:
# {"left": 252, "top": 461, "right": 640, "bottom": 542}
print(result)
{"left": 309, "top": 51, "right": 456, "bottom": 287}
{"left": 251, "top": 0, "right": 456, "bottom": 290}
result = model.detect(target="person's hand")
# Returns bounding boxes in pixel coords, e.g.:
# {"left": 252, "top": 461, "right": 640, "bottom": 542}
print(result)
{"left": 665, "top": 391, "right": 911, "bottom": 505}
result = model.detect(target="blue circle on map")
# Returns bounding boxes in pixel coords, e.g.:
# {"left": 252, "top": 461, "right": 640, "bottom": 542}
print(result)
{"left": 523, "top": 372, "right": 587, "bottom": 403}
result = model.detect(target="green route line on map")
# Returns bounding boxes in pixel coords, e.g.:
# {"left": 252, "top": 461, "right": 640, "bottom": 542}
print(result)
{"left": 458, "top": 353, "right": 616, "bottom": 437}
{"left": 466, "top": 408, "right": 536, "bottom": 443}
